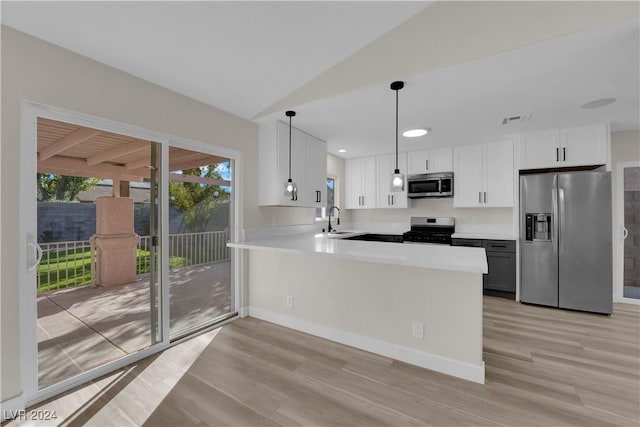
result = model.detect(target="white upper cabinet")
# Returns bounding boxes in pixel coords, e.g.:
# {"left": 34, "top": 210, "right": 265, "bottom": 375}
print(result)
{"left": 560, "top": 124, "right": 609, "bottom": 167}
{"left": 454, "top": 140, "right": 514, "bottom": 208}
{"left": 345, "top": 156, "right": 377, "bottom": 209}
{"left": 520, "top": 123, "right": 609, "bottom": 170}
{"left": 407, "top": 147, "right": 453, "bottom": 175}
{"left": 376, "top": 153, "right": 410, "bottom": 209}
{"left": 305, "top": 134, "right": 328, "bottom": 206}
{"left": 259, "top": 120, "right": 327, "bottom": 207}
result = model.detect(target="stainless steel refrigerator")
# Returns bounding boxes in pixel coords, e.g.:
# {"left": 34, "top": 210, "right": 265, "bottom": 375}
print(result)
{"left": 520, "top": 171, "right": 612, "bottom": 314}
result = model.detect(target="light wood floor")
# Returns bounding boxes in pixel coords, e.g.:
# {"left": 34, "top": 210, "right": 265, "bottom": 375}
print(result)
{"left": 6, "top": 297, "right": 640, "bottom": 426}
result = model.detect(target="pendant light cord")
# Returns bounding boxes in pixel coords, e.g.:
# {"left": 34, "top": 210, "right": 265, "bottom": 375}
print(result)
{"left": 288, "top": 114, "right": 292, "bottom": 180}
{"left": 395, "top": 88, "right": 399, "bottom": 171}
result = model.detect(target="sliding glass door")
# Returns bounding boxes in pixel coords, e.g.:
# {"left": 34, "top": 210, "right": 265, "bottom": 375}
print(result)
{"left": 33, "top": 117, "right": 163, "bottom": 390}
{"left": 21, "top": 103, "right": 239, "bottom": 406}
{"left": 167, "top": 147, "right": 235, "bottom": 339}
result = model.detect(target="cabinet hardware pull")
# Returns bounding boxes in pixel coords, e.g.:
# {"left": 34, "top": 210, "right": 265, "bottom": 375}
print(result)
{"left": 392, "top": 195, "right": 395, "bottom": 205}
{"left": 426, "top": 159, "right": 429, "bottom": 171}
{"left": 556, "top": 147, "right": 559, "bottom": 162}
{"left": 479, "top": 192, "right": 482, "bottom": 203}
{"left": 484, "top": 192, "right": 487, "bottom": 203}
{"left": 362, "top": 196, "right": 365, "bottom": 206}
{"left": 387, "top": 195, "right": 391, "bottom": 205}
{"left": 562, "top": 147, "right": 566, "bottom": 161}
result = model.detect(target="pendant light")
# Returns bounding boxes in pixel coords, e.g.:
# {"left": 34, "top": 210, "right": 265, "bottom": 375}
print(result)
{"left": 284, "top": 110, "right": 297, "bottom": 199}
{"left": 390, "top": 81, "right": 405, "bottom": 192}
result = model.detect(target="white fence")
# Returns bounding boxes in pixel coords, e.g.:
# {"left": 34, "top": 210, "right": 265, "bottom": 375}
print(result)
{"left": 37, "top": 231, "right": 230, "bottom": 292}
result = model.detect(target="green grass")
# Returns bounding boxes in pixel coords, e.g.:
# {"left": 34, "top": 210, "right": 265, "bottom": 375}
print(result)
{"left": 37, "top": 247, "right": 187, "bottom": 292}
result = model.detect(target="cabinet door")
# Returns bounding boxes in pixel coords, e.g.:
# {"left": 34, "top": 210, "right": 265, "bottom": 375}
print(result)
{"left": 560, "top": 124, "right": 608, "bottom": 167}
{"left": 362, "top": 156, "right": 377, "bottom": 208}
{"left": 483, "top": 140, "right": 514, "bottom": 207}
{"left": 453, "top": 144, "right": 483, "bottom": 207}
{"left": 428, "top": 147, "right": 453, "bottom": 173}
{"left": 376, "top": 153, "right": 408, "bottom": 208}
{"left": 277, "top": 122, "right": 306, "bottom": 206}
{"left": 407, "top": 150, "right": 429, "bottom": 175}
{"left": 485, "top": 251, "right": 516, "bottom": 292}
{"left": 345, "top": 158, "right": 363, "bottom": 209}
{"left": 304, "top": 134, "right": 327, "bottom": 207}
{"left": 521, "top": 130, "right": 560, "bottom": 169}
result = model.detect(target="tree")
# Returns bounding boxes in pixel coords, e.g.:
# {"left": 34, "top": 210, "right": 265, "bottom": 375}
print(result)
{"left": 37, "top": 173, "right": 100, "bottom": 201}
{"left": 168, "top": 163, "right": 230, "bottom": 232}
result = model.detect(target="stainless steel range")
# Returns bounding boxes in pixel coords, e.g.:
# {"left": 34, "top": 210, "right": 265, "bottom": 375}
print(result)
{"left": 402, "top": 217, "right": 455, "bottom": 245}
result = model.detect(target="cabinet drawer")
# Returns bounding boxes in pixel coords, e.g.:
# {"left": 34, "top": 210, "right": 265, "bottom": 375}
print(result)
{"left": 451, "top": 238, "right": 483, "bottom": 248}
{"left": 484, "top": 240, "right": 515, "bottom": 252}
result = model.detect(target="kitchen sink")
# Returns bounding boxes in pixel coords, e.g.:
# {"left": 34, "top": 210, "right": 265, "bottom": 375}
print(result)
{"left": 327, "top": 231, "right": 352, "bottom": 235}
{"left": 343, "top": 233, "right": 403, "bottom": 243}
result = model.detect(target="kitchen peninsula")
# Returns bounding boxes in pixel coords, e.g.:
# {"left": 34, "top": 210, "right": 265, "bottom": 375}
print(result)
{"left": 229, "top": 233, "right": 488, "bottom": 383}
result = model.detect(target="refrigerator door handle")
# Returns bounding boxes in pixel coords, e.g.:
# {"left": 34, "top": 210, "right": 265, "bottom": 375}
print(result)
{"left": 551, "top": 187, "right": 558, "bottom": 250}
{"left": 558, "top": 187, "right": 566, "bottom": 252}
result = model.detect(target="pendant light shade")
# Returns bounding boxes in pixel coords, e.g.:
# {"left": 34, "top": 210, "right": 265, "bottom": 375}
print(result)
{"left": 390, "top": 81, "right": 405, "bottom": 192}
{"left": 284, "top": 110, "right": 297, "bottom": 199}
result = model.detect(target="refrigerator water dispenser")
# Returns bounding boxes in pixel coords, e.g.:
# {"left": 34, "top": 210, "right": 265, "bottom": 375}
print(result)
{"left": 525, "top": 213, "right": 551, "bottom": 241}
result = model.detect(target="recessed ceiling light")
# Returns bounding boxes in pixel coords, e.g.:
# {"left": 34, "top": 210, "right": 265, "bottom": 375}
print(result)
{"left": 402, "top": 128, "right": 430, "bottom": 138}
{"left": 338, "top": 149, "right": 347, "bottom": 153}
{"left": 581, "top": 98, "right": 616, "bottom": 109}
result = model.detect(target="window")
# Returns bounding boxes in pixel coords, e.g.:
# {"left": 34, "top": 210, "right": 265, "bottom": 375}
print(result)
{"left": 316, "top": 177, "right": 335, "bottom": 220}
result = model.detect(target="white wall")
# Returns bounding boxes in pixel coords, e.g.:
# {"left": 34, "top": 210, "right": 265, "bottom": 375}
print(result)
{"left": 249, "top": 250, "right": 484, "bottom": 381}
{"left": 611, "top": 130, "right": 640, "bottom": 300}
{"left": 351, "top": 199, "right": 512, "bottom": 227}
{"left": 0, "top": 26, "right": 308, "bottom": 402}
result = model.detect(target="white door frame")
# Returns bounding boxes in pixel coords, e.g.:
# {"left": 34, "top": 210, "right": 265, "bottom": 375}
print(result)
{"left": 19, "top": 100, "right": 243, "bottom": 406}
{"left": 614, "top": 160, "right": 640, "bottom": 305}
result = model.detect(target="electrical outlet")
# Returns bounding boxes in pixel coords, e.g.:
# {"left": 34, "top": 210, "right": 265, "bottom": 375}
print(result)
{"left": 286, "top": 295, "right": 294, "bottom": 308}
{"left": 412, "top": 321, "right": 424, "bottom": 339}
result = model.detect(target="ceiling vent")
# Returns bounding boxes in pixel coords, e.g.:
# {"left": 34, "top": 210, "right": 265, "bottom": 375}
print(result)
{"left": 501, "top": 113, "right": 532, "bottom": 125}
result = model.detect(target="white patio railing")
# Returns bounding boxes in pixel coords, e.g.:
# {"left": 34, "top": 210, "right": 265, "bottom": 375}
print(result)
{"left": 37, "top": 231, "right": 230, "bottom": 292}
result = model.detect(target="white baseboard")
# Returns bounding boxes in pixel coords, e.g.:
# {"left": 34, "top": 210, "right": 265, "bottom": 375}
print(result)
{"left": 238, "top": 306, "right": 250, "bottom": 317}
{"left": 1, "top": 393, "right": 26, "bottom": 421}
{"left": 248, "top": 306, "right": 485, "bottom": 384}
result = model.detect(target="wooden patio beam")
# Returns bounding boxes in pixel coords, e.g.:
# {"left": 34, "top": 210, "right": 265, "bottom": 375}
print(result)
{"left": 38, "top": 128, "right": 102, "bottom": 161}
{"left": 39, "top": 156, "right": 147, "bottom": 181}
{"left": 125, "top": 157, "right": 152, "bottom": 171}
{"left": 86, "top": 140, "right": 149, "bottom": 166}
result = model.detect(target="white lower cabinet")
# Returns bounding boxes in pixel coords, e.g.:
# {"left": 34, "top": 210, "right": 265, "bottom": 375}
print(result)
{"left": 345, "top": 156, "right": 377, "bottom": 209}
{"left": 454, "top": 140, "right": 514, "bottom": 208}
{"left": 376, "top": 153, "right": 409, "bottom": 208}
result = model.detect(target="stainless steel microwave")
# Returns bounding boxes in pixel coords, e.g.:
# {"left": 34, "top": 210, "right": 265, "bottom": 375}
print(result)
{"left": 407, "top": 172, "right": 454, "bottom": 198}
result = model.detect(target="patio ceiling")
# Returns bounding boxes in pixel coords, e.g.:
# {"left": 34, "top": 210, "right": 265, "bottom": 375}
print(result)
{"left": 37, "top": 118, "right": 230, "bottom": 186}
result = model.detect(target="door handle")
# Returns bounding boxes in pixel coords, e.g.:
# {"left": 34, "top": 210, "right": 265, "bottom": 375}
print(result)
{"left": 623, "top": 226, "right": 629, "bottom": 241}
{"left": 27, "top": 240, "right": 43, "bottom": 272}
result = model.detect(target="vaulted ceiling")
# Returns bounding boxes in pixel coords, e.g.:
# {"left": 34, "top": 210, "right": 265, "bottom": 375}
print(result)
{"left": 3, "top": 1, "right": 639, "bottom": 158}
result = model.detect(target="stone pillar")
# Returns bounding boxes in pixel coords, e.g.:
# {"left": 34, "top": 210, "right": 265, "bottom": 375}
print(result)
{"left": 92, "top": 196, "right": 140, "bottom": 286}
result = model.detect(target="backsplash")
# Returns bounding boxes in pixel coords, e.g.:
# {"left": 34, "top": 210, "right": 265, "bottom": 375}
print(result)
{"left": 350, "top": 198, "right": 513, "bottom": 226}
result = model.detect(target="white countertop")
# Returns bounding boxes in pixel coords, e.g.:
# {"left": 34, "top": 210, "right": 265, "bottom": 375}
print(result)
{"left": 228, "top": 233, "right": 488, "bottom": 274}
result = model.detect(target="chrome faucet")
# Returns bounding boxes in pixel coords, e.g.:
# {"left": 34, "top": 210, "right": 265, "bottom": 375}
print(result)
{"left": 327, "top": 206, "right": 340, "bottom": 233}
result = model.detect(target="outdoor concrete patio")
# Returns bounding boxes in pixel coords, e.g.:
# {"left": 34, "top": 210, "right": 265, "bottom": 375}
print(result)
{"left": 37, "top": 260, "right": 231, "bottom": 388}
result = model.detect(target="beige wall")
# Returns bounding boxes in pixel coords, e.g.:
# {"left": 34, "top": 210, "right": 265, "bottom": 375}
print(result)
{"left": 0, "top": 26, "right": 310, "bottom": 401}
{"left": 611, "top": 130, "right": 640, "bottom": 300}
